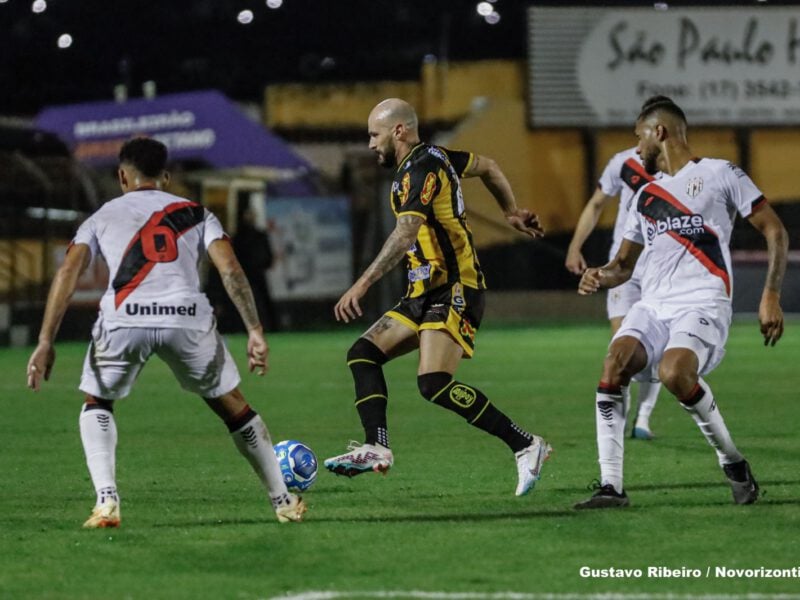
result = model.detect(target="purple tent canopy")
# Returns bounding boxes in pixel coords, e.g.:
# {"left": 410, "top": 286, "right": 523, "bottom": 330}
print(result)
{"left": 35, "top": 90, "right": 310, "bottom": 174}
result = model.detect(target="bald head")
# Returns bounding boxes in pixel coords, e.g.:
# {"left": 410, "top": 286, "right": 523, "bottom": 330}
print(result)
{"left": 369, "top": 98, "right": 419, "bottom": 132}
{"left": 367, "top": 98, "right": 421, "bottom": 168}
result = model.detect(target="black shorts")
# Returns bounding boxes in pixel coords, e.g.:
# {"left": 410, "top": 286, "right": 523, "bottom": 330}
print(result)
{"left": 385, "top": 283, "right": 485, "bottom": 357}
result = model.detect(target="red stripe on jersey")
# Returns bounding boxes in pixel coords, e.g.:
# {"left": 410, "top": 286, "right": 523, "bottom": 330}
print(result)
{"left": 114, "top": 261, "right": 158, "bottom": 308}
{"left": 666, "top": 230, "right": 731, "bottom": 295}
{"left": 623, "top": 158, "right": 653, "bottom": 182}
{"left": 750, "top": 195, "right": 768, "bottom": 214}
{"left": 643, "top": 182, "right": 694, "bottom": 215}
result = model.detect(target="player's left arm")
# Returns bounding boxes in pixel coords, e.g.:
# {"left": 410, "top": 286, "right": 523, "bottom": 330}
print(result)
{"left": 208, "top": 238, "right": 269, "bottom": 375}
{"left": 27, "top": 244, "right": 91, "bottom": 391}
{"left": 463, "top": 154, "right": 543, "bottom": 239}
{"left": 747, "top": 203, "right": 789, "bottom": 346}
{"left": 334, "top": 214, "right": 424, "bottom": 323}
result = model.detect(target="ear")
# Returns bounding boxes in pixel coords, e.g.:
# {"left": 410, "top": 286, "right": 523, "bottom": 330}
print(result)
{"left": 118, "top": 168, "right": 128, "bottom": 189}
{"left": 162, "top": 171, "right": 171, "bottom": 188}
{"left": 655, "top": 124, "right": 669, "bottom": 142}
{"left": 393, "top": 122, "right": 405, "bottom": 140}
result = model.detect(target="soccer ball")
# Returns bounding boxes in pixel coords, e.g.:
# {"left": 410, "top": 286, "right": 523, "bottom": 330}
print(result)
{"left": 273, "top": 440, "right": 318, "bottom": 492}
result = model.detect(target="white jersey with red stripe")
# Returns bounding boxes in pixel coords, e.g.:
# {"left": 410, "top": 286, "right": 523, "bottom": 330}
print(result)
{"left": 598, "top": 147, "right": 658, "bottom": 260}
{"left": 623, "top": 158, "right": 766, "bottom": 307}
{"left": 72, "top": 189, "right": 226, "bottom": 331}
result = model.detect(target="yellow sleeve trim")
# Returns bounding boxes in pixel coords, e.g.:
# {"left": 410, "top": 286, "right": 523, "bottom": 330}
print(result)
{"left": 463, "top": 152, "right": 476, "bottom": 176}
{"left": 397, "top": 210, "right": 427, "bottom": 220}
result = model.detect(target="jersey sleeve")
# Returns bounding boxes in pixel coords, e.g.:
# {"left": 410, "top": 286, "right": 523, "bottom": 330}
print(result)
{"left": 71, "top": 215, "right": 100, "bottom": 260}
{"left": 202, "top": 209, "right": 228, "bottom": 249}
{"left": 397, "top": 157, "right": 443, "bottom": 219}
{"left": 622, "top": 189, "right": 645, "bottom": 245}
{"left": 445, "top": 149, "right": 475, "bottom": 178}
{"left": 720, "top": 162, "right": 767, "bottom": 218}
{"left": 598, "top": 153, "right": 624, "bottom": 197}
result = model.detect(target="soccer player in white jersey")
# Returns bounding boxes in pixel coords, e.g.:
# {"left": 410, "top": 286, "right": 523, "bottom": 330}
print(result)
{"left": 575, "top": 96, "right": 788, "bottom": 509}
{"left": 566, "top": 145, "right": 662, "bottom": 440}
{"left": 26, "top": 138, "right": 306, "bottom": 526}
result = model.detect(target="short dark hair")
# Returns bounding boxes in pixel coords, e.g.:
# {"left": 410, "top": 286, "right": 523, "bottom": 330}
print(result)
{"left": 638, "top": 95, "right": 687, "bottom": 125}
{"left": 118, "top": 137, "right": 168, "bottom": 178}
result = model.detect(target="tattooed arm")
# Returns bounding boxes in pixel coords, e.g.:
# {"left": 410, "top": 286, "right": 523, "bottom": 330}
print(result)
{"left": 747, "top": 204, "right": 789, "bottom": 346}
{"left": 463, "top": 154, "right": 543, "bottom": 238}
{"left": 334, "top": 214, "right": 423, "bottom": 322}
{"left": 208, "top": 239, "right": 269, "bottom": 375}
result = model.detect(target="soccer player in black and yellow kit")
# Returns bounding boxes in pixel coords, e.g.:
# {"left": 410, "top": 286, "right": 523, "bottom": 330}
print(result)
{"left": 324, "top": 98, "right": 552, "bottom": 496}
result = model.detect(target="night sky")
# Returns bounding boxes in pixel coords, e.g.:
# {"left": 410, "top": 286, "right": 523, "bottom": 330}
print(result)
{"left": 1, "top": 0, "right": 527, "bottom": 115}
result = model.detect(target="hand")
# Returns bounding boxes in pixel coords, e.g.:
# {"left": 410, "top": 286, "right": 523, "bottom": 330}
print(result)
{"left": 758, "top": 290, "right": 784, "bottom": 346}
{"left": 578, "top": 268, "right": 604, "bottom": 296}
{"left": 505, "top": 208, "right": 544, "bottom": 239}
{"left": 247, "top": 327, "right": 269, "bottom": 375}
{"left": 27, "top": 342, "right": 55, "bottom": 391}
{"left": 565, "top": 249, "right": 587, "bottom": 275}
{"left": 334, "top": 281, "right": 368, "bottom": 323}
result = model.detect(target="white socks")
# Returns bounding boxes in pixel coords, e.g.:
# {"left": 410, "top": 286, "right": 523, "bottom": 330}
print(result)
{"left": 595, "top": 384, "right": 627, "bottom": 493}
{"left": 682, "top": 379, "right": 743, "bottom": 467}
{"left": 634, "top": 378, "right": 661, "bottom": 430}
{"left": 79, "top": 404, "right": 118, "bottom": 506}
{"left": 230, "top": 413, "right": 291, "bottom": 507}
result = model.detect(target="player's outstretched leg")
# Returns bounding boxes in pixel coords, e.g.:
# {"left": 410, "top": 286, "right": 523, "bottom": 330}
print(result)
{"left": 211, "top": 392, "right": 306, "bottom": 523}
{"left": 679, "top": 379, "right": 758, "bottom": 505}
{"left": 79, "top": 397, "right": 121, "bottom": 528}
{"left": 325, "top": 338, "right": 394, "bottom": 477}
{"left": 417, "top": 372, "right": 551, "bottom": 496}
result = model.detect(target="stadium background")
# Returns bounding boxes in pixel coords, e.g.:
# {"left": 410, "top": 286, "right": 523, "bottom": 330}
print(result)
{"left": 2, "top": 0, "right": 798, "bottom": 344}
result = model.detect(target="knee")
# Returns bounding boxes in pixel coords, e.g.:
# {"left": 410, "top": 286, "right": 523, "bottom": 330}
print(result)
{"left": 347, "top": 337, "right": 388, "bottom": 367}
{"left": 658, "top": 362, "right": 697, "bottom": 399}
{"left": 417, "top": 372, "right": 452, "bottom": 401}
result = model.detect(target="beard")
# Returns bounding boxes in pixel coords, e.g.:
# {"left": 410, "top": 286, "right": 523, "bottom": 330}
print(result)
{"left": 377, "top": 147, "right": 397, "bottom": 169}
{"left": 642, "top": 150, "right": 659, "bottom": 175}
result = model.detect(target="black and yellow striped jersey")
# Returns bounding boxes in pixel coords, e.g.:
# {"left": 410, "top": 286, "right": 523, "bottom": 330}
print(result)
{"left": 391, "top": 143, "right": 486, "bottom": 298}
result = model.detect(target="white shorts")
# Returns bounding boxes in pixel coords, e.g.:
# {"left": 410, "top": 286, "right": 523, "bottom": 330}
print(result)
{"left": 612, "top": 301, "right": 731, "bottom": 378}
{"left": 80, "top": 320, "right": 241, "bottom": 400}
{"left": 606, "top": 278, "right": 642, "bottom": 320}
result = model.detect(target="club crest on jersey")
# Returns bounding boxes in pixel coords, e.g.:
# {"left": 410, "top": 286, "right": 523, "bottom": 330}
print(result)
{"left": 420, "top": 172, "right": 437, "bottom": 205}
{"left": 686, "top": 177, "right": 704, "bottom": 199}
{"left": 398, "top": 172, "right": 411, "bottom": 206}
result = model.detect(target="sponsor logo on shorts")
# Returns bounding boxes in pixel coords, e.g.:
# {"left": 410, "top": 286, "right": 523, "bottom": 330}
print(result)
{"left": 408, "top": 264, "right": 431, "bottom": 282}
{"left": 459, "top": 318, "right": 476, "bottom": 343}
{"left": 646, "top": 214, "right": 706, "bottom": 242}
{"left": 421, "top": 172, "right": 437, "bottom": 205}
{"left": 124, "top": 302, "right": 197, "bottom": 316}
{"left": 449, "top": 384, "right": 477, "bottom": 408}
{"left": 452, "top": 283, "right": 465, "bottom": 308}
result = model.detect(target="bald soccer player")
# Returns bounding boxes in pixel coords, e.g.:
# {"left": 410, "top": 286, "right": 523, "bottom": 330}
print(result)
{"left": 324, "top": 98, "right": 552, "bottom": 497}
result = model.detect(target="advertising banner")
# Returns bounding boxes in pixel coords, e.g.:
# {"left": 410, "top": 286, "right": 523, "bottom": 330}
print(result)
{"left": 35, "top": 90, "right": 310, "bottom": 171}
{"left": 528, "top": 6, "right": 800, "bottom": 127}
{"left": 265, "top": 197, "right": 352, "bottom": 300}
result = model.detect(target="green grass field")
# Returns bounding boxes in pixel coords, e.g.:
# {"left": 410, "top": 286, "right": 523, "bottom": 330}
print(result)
{"left": 1, "top": 320, "right": 798, "bottom": 599}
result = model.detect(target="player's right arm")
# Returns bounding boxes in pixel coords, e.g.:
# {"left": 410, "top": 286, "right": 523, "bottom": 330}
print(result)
{"left": 578, "top": 239, "right": 643, "bottom": 296}
{"left": 463, "top": 153, "right": 543, "bottom": 238}
{"left": 208, "top": 238, "right": 268, "bottom": 375}
{"left": 27, "top": 243, "right": 91, "bottom": 391}
{"left": 334, "top": 214, "right": 424, "bottom": 323}
{"left": 565, "top": 187, "right": 616, "bottom": 275}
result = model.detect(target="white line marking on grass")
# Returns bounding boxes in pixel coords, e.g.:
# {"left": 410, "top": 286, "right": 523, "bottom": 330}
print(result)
{"left": 267, "top": 592, "right": 800, "bottom": 600}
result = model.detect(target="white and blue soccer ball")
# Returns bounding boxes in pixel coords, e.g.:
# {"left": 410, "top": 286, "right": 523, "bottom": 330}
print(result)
{"left": 273, "top": 440, "right": 318, "bottom": 492}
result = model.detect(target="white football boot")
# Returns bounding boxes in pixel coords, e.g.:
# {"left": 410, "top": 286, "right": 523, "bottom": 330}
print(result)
{"left": 324, "top": 441, "right": 393, "bottom": 477}
{"left": 514, "top": 435, "right": 552, "bottom": 496}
